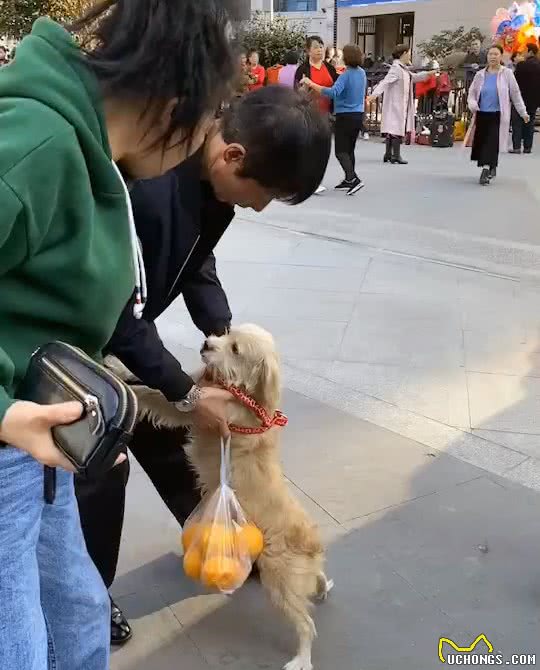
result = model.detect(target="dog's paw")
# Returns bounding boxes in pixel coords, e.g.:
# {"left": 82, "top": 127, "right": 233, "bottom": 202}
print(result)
{"left": 315, "top": 576, "right": 334, "bottom": 602}
{"left": 283, "top": 655, "right": 313, "bottom": 670}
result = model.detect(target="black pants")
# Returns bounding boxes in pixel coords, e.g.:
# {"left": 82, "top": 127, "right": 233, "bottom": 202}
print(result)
{"left": 334, "top": 112, "right": 364, "bottom": 181}
{"left": 75, "top": 420, "right": 200, "bottom": 588}
{"left": 471, "top": 111, "right": 500, "bottom": 169}
{"left": 512, "top": 105, "right": 537, "bottom": 151}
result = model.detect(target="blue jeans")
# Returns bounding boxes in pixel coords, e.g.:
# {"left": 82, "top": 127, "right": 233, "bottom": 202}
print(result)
{"left": 0, "top": 447, "right": 110, "bottom": 670}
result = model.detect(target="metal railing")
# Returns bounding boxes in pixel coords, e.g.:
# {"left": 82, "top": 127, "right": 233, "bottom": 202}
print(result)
{"left": 363, "top": 70, "right": 470, "bottom": 135}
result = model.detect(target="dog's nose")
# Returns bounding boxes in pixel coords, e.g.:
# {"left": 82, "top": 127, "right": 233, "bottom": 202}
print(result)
{"left": 201, "top": 340, "right": 214, "bottom": 354}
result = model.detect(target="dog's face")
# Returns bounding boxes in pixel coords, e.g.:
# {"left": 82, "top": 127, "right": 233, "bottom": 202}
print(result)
{"left": 201, "top": 324, "right": 281, "bottom": 410}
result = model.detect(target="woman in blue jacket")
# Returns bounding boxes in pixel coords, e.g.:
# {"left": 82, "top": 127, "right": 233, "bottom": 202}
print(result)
{"left": 303, "top": 44, "right": 367, "bottom": 195}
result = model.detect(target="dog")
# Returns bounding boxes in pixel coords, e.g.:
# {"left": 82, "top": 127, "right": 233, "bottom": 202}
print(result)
{"left": 134, "top": 323, "right": 333, "bottom": 670}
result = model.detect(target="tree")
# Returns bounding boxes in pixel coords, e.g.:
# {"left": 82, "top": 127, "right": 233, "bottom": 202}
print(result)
{"left": 0, "top": 0, "right": 89, "bottom": 39}
{"left": 0, "top": 0, "right": 45, "bottom": 39}
{"left": 417, "top": 26, "right": 485, "bottom": 61}
{"left": 238, "top": 13, "right": 307, "bottom": 68}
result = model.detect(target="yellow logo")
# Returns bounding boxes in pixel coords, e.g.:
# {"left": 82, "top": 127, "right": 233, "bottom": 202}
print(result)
{"left": 438, "top": 634, "right": 494, "bottom": 663}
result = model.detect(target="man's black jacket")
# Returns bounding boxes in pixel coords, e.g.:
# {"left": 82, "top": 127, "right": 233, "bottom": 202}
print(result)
{"left": 515, "top": 56, "right": 540, "bottom": 109}
{"left": 105, "top": 155, "right": 234, "bottom": 401}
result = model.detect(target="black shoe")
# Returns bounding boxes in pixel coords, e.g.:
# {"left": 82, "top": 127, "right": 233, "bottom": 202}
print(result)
{"left": 110, "top": 597, "right": 132, "bottom": 645}
{"left": 509, "top": 148, "right": 522, "bottom": 154}
{"left": 488, "top": 167, "right": 497, "bottom": 180}
{"left": 346, "top": 177, "right": 365, "bottom": 195}
{"left": 479, "top": 168, "right": 490, "bottom": 185}
{"left": 390, "top": 137, "right": 408, "bottom": 164}
{"left": 383, "top": 137, "right": 392, "bottom": 163}
{"left": 334, "top": 180, "right": 351, "bottom": 190}
{"left": 524, "top": 148, "right": 532, "bottom": 154}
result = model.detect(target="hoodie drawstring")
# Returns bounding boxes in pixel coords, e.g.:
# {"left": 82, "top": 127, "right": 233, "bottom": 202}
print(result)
{"left": 111, "top": 161, "right": 147, "bottom": 319}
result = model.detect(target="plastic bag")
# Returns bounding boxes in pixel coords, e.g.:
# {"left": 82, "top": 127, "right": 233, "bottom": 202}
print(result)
{"left": 181, "top": 437, "right": 264, "bottom": 594}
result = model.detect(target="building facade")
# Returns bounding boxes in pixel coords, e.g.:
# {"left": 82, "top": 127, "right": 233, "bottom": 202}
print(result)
{"left": 251, "top": 0, "right": 335, "bottom": 42}
{"left": 337, "top": 0, "right": 504, "bottom": 60}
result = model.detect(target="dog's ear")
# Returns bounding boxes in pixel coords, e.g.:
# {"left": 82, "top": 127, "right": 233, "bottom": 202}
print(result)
{"left": 133, "top": 386, "right": 192, "bottom": 429}
{"left": 254, "top": 352, "right": 281, "bottom": 410}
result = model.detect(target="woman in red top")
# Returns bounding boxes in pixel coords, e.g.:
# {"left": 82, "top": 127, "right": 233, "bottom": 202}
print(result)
{"left": 295, "top": 35, "right": 338, "bottom": 192}
{"left": 248, "top": 50, "right": 265, "bottom": 91}
{"left": 295, "top": 35, "right": 338, "bottom": 115}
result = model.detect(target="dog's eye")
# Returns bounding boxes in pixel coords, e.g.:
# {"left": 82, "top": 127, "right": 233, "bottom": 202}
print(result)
{"left": 231, "top": 343, "right": 239, "bottom": 355}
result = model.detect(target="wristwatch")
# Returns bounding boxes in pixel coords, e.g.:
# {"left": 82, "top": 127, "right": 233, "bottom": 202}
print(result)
{"left": 174, "top": 385, "right": 203, "bottom": 412}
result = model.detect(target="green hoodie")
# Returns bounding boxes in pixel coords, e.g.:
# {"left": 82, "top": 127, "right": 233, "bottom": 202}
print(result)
{"left": 0, "top": 18, "right": 134, "bottom": 423}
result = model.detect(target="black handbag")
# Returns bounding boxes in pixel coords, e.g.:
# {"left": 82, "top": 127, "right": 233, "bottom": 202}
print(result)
{"left": 17, "top": 342, "right": 137, "bottom": 500}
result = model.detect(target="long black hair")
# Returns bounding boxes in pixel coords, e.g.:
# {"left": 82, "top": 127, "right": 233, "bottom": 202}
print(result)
{"left": 68, "top": 0, "right": 239, "bottom": 148}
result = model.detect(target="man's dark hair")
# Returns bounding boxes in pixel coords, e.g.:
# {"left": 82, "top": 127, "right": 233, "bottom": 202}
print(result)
{"left": 527, "top": 42, "right": 539, "bottom": 56}
{"left": 284, "top": 50, "right": 299, "bottom": 65}
{"left": 68, "top": 0, "right": 238, "bottom": 150}
{"left": 392, "top": 44, "right": 410, "bottom": 60}
{"left": 221, "top": 86, "right": 331, "bottom": 205}
{"left": 306, "top": 35, "right": 324, "bottom": 51}
{"left": 343, "top": 44, "right": 363, "bottom": 68}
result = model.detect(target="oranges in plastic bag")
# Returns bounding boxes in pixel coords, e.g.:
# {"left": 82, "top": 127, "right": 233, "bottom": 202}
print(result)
{"left": 180, "top": 438, "right": 263, "bottom": 594}
{"left": 181, "top": 521, "right": 264, "bottom": 591}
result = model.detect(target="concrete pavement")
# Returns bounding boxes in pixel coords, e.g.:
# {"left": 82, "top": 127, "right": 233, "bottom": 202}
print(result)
{"left": 112, "top": 141, "right": 540, "bottom": 669}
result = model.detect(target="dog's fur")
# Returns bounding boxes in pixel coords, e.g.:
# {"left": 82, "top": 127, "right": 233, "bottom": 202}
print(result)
{"left": 133, "top": 324, "right": 333, "bottom": 670}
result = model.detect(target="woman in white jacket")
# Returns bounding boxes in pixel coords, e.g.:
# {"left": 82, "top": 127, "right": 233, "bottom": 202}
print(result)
{"left": 367, "top": 44, "right": 433, "bottom": 164}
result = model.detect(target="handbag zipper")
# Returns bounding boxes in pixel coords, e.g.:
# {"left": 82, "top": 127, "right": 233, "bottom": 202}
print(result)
{"left": 58, "top": 343, "right": 137, "bottom": 433}
{"left": 41, "top": 357, "right": 105, "bottom": 437}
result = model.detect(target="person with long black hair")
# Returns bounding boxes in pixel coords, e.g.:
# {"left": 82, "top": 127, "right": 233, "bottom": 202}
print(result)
{"left": 0, "top": 1, "right": 239, "bottom": 668}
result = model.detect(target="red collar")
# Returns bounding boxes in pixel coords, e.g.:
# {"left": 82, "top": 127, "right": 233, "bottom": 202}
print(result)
{"left": 216, "top": 378, "right": 288, "bottom": 435}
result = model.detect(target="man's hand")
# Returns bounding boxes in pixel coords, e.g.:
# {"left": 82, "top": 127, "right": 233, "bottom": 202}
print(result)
{"left": 0, "top": 400, "right": 127, "bottom": 471}
{"left": 523, "top": 113, "right": 530, "bottom": 124}
{"left": 192, "top": 387, "right": 232, "bottom": 438}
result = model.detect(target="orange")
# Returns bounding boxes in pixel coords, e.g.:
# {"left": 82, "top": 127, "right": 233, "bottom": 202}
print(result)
{"left": 183, "top": 547, "right": 202, "bottom": 581}
{"left": 238, "top": 524, "right": 264, "bottom": 559}
{"left": 181, "top": 523, "right": 201, "bottom": 552}
{"left": 204, "top": 525, "right": 237, "bottom": 557}
{"left": 201, "top": 556, "right": 247, "bottom": 591}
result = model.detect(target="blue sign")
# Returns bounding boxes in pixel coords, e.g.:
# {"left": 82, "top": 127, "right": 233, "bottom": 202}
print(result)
{"left": 337, "top": 0, "right": 429, "bottom": 8}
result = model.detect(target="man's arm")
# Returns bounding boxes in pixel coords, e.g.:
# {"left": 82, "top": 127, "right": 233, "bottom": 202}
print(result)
{"left": 182, "top": 253, "right": 232, "bottom": 337}
{"left": 105, "top": 296, "right": 194, "bottom": 401}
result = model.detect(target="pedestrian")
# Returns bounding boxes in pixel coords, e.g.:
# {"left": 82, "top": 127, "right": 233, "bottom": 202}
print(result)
{"left": 248, "top": 50, "right": 265, "bottom": 91}
{"left": 295, "top": 35, "right": 338, "bottom": 193}
{"left": 334, "top": 47, "right": 346, "bottom": 74}
{"left": 463, "top": 36, "right": 487, "bottom": 88}
{"left": 466, "top": 44, "right": 529, "bottom": 185}
{"left": 75, "top": 85, "right": 332, "bottom": 643}
{"left": 510, "top": 43, "right": 540, "bottom": 154}
{"left": 367, "top": 44, "right": 434, "bottom": 165}
{"left": 325, "top": 46, "right": 335, "bottom": 65}
{"left": 303, "top": 44, "right": 367, "bottom": 195}
{"left": 278, "top": 50, "right": 299, "bottom": 88}
{"left": 236, "top": 50, "right": 253, "bottom": 96}
{"left": 0, "top": 0, "right": 239, "bottom": 668}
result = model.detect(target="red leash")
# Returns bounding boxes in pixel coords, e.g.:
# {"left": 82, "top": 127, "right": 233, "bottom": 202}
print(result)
{"left": 216, "top": 378, "right": 288, "bottom": 435}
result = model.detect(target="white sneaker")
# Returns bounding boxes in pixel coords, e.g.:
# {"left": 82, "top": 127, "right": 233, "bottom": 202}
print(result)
{"left": 315, "top": 185, "right": 326, "bottom": 195}
{"left": 363, "top": 132, "right": 369, "bottom": 141}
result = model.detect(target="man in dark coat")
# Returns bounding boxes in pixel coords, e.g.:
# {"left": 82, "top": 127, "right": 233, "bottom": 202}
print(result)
{"left": 511, "top": 43, "right": 540, "bottom": 154}
{"left": 74, "top": 85, "right": 332, "bottom": 644}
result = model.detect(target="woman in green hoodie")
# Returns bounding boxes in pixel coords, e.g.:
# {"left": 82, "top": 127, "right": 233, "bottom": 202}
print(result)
{"left": 0, "top": 1, "right": 239, "bottom": 668}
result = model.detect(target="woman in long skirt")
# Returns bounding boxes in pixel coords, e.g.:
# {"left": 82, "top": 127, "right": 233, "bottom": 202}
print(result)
{"left": 467, "top": 44, "right": 529, "bottom": 185}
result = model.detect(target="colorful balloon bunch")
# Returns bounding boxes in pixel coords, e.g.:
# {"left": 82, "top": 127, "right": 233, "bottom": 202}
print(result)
{"left": 491, "top": 2, "right": 540, "bottom": 52}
